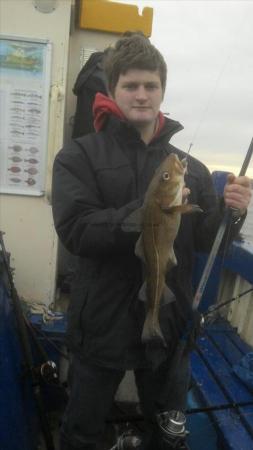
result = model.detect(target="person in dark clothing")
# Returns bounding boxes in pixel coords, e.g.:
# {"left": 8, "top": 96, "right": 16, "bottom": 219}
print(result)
{"left": 52, "top": 32, "right": 252, "bottom": 450}
{"left": 72, "top": 51, "right": 108, "bottom": 138}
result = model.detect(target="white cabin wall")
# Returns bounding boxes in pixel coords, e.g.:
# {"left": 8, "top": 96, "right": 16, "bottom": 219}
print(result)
{"left": 0, "top": 0, "right": 127, "bottom": 304}
{"left": 58, "top": 28, "right": 119, "bottom": 278}
{"left": 218, "top": 270, "right": 253, "bottom": 347}
{"left": 0, "top": 0, "right": 72, "bottom": 304}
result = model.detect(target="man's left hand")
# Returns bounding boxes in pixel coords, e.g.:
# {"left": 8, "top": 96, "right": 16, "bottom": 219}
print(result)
{"left": 223, "top": 174, "right": 252, "bottom": 215}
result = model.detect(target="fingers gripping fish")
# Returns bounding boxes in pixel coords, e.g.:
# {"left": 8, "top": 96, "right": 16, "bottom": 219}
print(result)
{"left": 125, "top": 153, "right": 202, "bottom": 346}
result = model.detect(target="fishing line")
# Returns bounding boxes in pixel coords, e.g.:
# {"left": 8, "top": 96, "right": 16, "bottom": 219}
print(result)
{"left": 186, "top": 12, "right": 249, "bottom": 155}
{"left": 204, "top": 287, "right": 253, "bottom": 319}
{"left": 188, "top": 56, "right": 229, "bottom": 154}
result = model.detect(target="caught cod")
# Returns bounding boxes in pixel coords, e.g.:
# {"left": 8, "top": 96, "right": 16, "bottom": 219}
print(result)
{"left": 133, "top": 153, "right": 201, "bottom": 345}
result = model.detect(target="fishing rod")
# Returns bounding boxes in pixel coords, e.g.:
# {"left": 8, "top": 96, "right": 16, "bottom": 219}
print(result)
{"left": 192, "top": 137, "right": 253, "bottom": 313}
{"left": 170, "top": 137, "right": 253, "bottom": 360}
{"left": 204, "top": 287, "right": 253, "bottom": 320}
{"left": 0, "top": 231, "right": 56, "bottom": 450}
{"left": 107, "top": 399, "right": 253, "bottom": 424}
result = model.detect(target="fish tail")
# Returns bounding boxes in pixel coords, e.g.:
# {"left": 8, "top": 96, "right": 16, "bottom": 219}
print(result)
{"left": 141, "top": 312, "right": 167, "bottom": 347}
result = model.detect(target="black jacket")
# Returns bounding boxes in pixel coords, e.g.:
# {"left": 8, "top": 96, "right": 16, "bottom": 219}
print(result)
{"left": 52, "top": 116, "right": 242, "bottom": 369}
{"left": 72, "top": 52, "right": 107, "bottom": 138}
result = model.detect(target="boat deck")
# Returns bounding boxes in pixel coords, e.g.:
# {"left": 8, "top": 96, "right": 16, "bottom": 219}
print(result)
{"left": 1, "top": 270, "right": 253, "bottom": 449}
{"left": 190, "top": 319, "right": 253, "bottom": 450}
{"left": 30, "top": 314, "right": 253, "bottom": 450}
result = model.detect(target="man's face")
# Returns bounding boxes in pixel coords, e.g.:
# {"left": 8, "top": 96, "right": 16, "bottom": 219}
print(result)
{"left": 111, "top": 69, "right": 164, "bottom": 131}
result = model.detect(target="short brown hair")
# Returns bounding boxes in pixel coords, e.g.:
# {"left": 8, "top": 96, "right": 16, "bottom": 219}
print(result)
{"left": 104, "top": 32, "right": 167, "bottom": 95}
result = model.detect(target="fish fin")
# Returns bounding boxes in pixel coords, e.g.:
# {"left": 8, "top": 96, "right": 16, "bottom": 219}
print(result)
{"left": 141, "top": 311, "right": 167, "bottom": 347}
{"left": 161, "top": 204, "right": 203, "bottom": 214}
{"left": 135, "top": 236, "right": 146, "bottom": 263}
{"left": 121, "top": 208, "right": 143, "bottom": 233}
{"left": 138, "top": 281, "right": 147, "bottom": 302}
{"left": 167, "top": 248, "right": 177, "bottom": 267}
{"left": 145, "top": 343, "right": 168, "bottom": 370}
{"left": 161, "top": 285, "right": 176, "bottom": 305}
{"left": 184, "top": 204, "right": 203, "bottom": 214}
{"left": 138, "top": 283, "right": 175, "bottom": 304}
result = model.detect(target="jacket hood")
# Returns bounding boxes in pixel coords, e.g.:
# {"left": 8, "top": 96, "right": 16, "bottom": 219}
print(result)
{"left": 93, "top": 92, "right": 182, "bottom": 143}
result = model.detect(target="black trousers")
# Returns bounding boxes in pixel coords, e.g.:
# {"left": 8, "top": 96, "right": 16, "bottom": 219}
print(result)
{"left": 60, "top": 353, "right": 190, "bottom": 450}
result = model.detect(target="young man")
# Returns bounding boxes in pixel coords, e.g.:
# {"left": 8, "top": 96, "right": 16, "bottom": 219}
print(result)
{"left": 52, "top": 33, "right": 251, "bottom": 450}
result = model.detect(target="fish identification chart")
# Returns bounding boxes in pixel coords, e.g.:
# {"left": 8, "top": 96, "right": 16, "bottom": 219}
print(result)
{"left": 0, "top": 36, "right": 51, "bottom": 195}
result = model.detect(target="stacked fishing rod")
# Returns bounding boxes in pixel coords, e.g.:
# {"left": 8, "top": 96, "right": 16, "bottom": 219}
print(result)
{"left": 0, "top": 231, "right": 58, "bottom": 450}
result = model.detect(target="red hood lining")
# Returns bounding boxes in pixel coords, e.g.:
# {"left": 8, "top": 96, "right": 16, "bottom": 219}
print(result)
{"left": 93, "top": 93, "right": 165, "bottom": 142}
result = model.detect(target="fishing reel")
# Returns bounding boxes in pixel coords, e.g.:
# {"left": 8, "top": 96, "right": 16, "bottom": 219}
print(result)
{"left": 156, "top": 410, "right": 189, "bottom": 449}
{"left": 40, "top": 360, "right": 58, "bottom": 383}
{"left": 33, "top": 360, "right": 58, "bottom": 384}
{"left": 109, "top": 430, "right": 142, "bottom": 450}
{"left": 204, "top": 305, "right": 219, "bottom": 325}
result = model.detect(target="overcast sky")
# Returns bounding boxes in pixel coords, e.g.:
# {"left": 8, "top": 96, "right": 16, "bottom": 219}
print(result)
{"left": 120, "top": 1, "right": 253, "bottom": 177}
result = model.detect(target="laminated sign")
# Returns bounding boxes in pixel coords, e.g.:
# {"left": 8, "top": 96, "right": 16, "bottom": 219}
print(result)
{"left": 0, "top": 36, "right": 51, "bottom": 196}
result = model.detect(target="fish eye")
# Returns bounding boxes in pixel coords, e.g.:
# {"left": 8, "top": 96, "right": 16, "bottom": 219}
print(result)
{"left": 162, "top": 172, "right": 170, "bottom": 181}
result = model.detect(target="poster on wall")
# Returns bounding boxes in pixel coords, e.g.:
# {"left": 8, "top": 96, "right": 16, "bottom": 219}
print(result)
{"left": 0, "top": 35, "right": 52, "bottom": 196}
